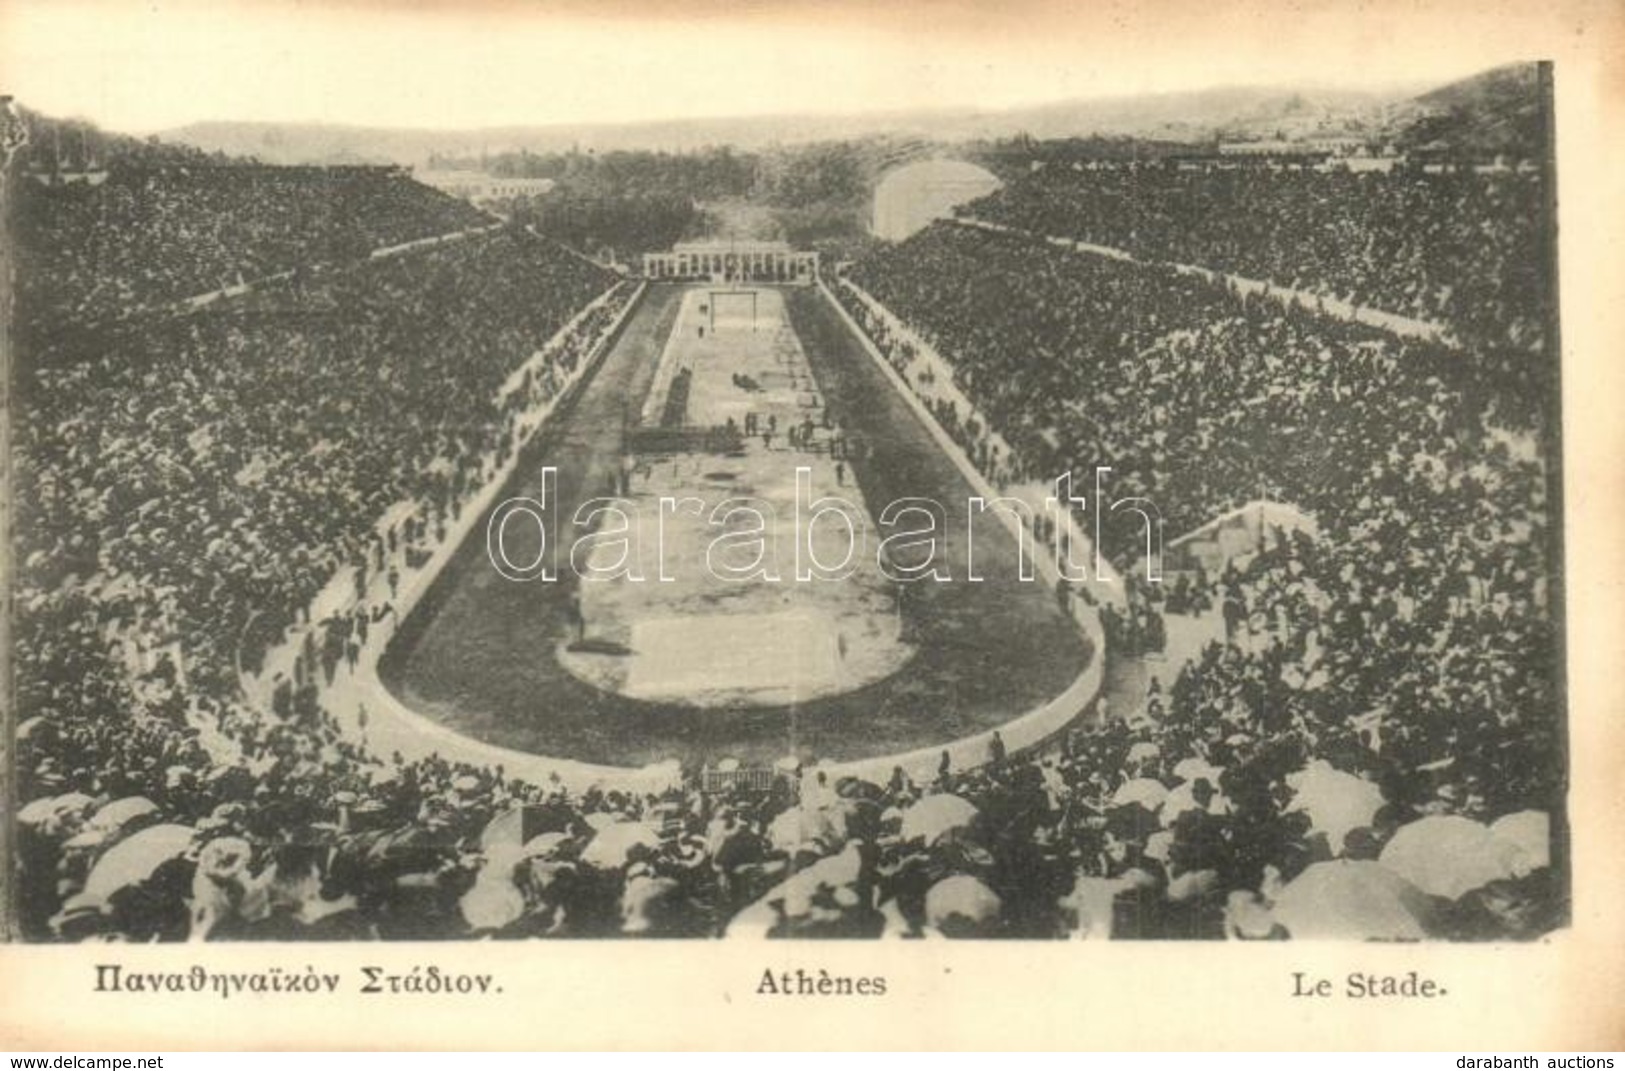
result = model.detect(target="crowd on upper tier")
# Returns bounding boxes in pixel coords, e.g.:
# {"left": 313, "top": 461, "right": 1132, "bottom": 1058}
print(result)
{"left": 965, "top": 164, "right": 1548, "bottom": 352}
{"left": 844, "top": 222, "right": 1546, "bottom": 535}
{"left": 14, "top": 166, "right": 493, "bottom": 328}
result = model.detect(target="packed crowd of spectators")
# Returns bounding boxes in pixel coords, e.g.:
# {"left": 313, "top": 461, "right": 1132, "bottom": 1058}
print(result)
{"left": 829, "top": 222, "right": 1561, "bottom": 933}
{"left": 11, "top": 167, "right": 1560, "bottom": 943}
{"left": 14, "top": 219, "right": 631, "bottom": 938}
{"left": 14, "top": 166, "right": 493, "bottom": 329}
{"left": 19, "top": 692, "right": 1557, "bottom": 941}
{"left": 965, "top": 164, "right": 1548, "bottom": 352}
{"left": 844, "top": 223, "right": 1546, "bottom": 533}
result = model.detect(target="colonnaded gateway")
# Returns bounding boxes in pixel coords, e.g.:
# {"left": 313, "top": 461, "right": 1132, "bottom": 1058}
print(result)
{"left": 642, "top": 239, "right": 819, "bottom": 284}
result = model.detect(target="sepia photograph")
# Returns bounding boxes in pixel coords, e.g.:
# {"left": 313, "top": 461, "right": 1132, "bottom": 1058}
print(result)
{"left": 0, "top": 0, "right": 1622, "bottom": 1052}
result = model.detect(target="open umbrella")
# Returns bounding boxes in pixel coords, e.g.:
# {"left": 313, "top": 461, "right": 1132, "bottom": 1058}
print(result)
{"left": 80, "top": 824, "right": 195, "bottom": 905}
{"left": 1272, "top": 859, "right": 1434, "bottom": 941}
{"left": 18, "top": 792, "right": 98, "bottom": 837}
{"left": 479, "top": 808, "right": 526, "bottom": 851}
{"left": 620, "top": 875, "right": 687, "bottom": 935}
{"left": 64, "top": 827, "right": 113, "bottom": 851}
{"left": 1126, "top": 742, "right": 1161, "bottom": 765}
{"left": 1173, "top": 757, "right": 1223, "bottom": 785}
{"left": 900, "top": 794, "right": 978, "bottom": 844}
{"left": 16, "top": 797, "right": 66, "bottom": 827}
{"left": 483, "top": 804, "right": 575, "bottom": 849}
{"left": 20, "top": 792, "right": 97, "bottom": 825}
{"left": 925, "top": 875, "right": 1002, "bottom": 933}
{"left": 521, "top": 832, "right": 572, "bottom": 860}
{"left": 1111, "top": 778, "right": 1170, "bottom": 811}
{"left": 580, "top": 822, "right": 660, "bottom": 870}
{"left": 1143, "top": 829, "right": 1175, "bottom": 862}
{"left": 1379, "top": 815, "right": 1518, "bottom": 900}
{"left": 768, "top": 805, "right": 846, "bottom": 853}
{"left": 89, "top": 796, "right": 159, "bottom": 835}
{"left": 726, "top": 844, "right": 864, "bottom": 937}
{"left": 459, "top": 873, "right": 525, "bottom": 931}
{"left": 1489, "top": 811, "right": 1549, "bottom": 877}
{"left": 1058, "top": 874, "right": 1132, "bottom": 939}
{"left": 1159, "top": 780, "right": 1230, "bottom": 825}
{"left": 1224, "top": 890, "right": 1284, "bottom": 939}
{"left": 1167, "top": 868, "right": 1220, "bottom": 902}
{"left": 1285, "top": 762, "right": 1385, "bottom": 853}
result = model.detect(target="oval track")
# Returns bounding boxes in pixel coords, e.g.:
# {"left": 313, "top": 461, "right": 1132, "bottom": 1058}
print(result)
{"left": 379, "top": 283, "right": 1089, "bottom": 769}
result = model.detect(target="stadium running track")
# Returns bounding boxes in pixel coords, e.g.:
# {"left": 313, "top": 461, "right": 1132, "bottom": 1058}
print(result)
{"left": 379, "top": 282, "right": 1090, "bottom": 771}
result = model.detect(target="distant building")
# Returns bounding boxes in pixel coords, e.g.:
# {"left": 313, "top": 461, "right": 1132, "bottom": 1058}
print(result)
{"left": 1218, "top": 136, "right": 1361, "bottom": 158}
{"left": 24, "top": 168, "right": 109, "bottom": 187}
{"left": 871, "top": 159, "right": 1002, "bottom": 242}
{"left": 1343, "top": 155, "right": 1399, "bottom": 173}
{"left": 643, "top": 240, "right": 817, "bottom": 284}
{"left": 416, "top": 170, "right": 555, "bottom": 203}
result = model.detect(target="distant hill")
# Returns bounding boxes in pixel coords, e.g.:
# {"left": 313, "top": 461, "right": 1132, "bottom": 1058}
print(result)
{"left": 972, "top": 84, "right": 1406, "bottom": 145}
{"left": 1387, "top": 62, "right": 1544, "bottom": 159}
{"left": 160, "top": 113, "right": 970, "bottom": 167}
{"left": 157, "top": 83, "right": 1415, "bottom": 166}
{"left": 6, "top": 104, "right": 219, "bottom": 170}
{"left": 31, "top": 62, "right": 1536, "bottom": 170}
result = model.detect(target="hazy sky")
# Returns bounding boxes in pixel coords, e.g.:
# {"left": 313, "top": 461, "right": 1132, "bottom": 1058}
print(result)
{"left": 0, "top": 0, "right": 1587, "bottom": 134}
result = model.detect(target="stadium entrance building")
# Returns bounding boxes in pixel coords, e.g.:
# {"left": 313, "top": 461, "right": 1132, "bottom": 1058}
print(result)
{"left": 642, "top": 240, "right": 818, "bottom": 284}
